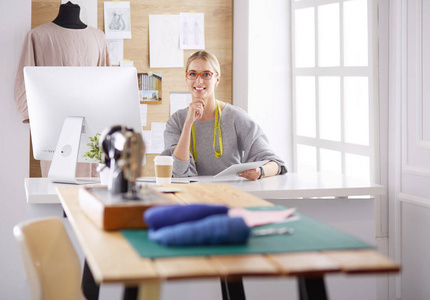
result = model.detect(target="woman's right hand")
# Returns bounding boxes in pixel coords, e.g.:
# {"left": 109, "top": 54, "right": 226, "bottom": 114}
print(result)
{"left": 185, "top": 98, "right": 205, "bottom": 125}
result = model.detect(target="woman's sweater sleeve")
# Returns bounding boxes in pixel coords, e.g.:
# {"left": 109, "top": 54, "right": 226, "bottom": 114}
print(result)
{"left": 234, "top": 108, "right": 287, "bottom": 174}
{"left": 160, "top": 111, "right": 198, "bottom": 177}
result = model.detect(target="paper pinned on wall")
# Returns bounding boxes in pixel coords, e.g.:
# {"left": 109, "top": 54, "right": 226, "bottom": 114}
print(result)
{"left": 151, "top": 122, "right": 166, "bottom": 153}
{"left": 139, "top": 103, "right": 147, "bottom": 127}
{"left": 149, "top": 14, "right": 183, "bottom": 68}
{"left": 62, "top": 0, "right": 98, "bottom": 28}
{"left": 170, "top": 92, "right": 192, "bottom": 116}
{"left": 107, "top": 39, "right": 124, "bottom": 65}
{"left": 104, "top": 1, "right": 132, "bottom": 39}
{"left": 179, "top": 12, "right": 205, "bottom": 50}
{"left": 142, "top": 130, "right": 152, "bottom": 153}
{"left": 142, "top": 122, "right": 166, "bottom": 154}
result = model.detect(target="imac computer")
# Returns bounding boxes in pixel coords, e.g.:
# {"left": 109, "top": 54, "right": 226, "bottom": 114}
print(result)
{"left": 24, "top": 66, "right": 142, "bottom": 184}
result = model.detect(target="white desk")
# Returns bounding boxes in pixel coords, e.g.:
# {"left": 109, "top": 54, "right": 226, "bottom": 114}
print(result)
{"left": 25, "top": 178, "right": 68, "bottom": 204}
{"left": 25, "top": 172, "right": 385, "bottom": 204}
{"left": 195, "top": 173, "right": 385, "bottom": 199}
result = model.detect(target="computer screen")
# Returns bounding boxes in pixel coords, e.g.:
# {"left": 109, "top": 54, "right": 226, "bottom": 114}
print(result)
{"left": 24, "top": 66, "right": 142, "bottom": 183}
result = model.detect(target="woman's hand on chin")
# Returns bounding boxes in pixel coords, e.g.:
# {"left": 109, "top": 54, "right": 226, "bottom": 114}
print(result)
{"left": 186, "top": 98, "right": 205, "bottom": 123}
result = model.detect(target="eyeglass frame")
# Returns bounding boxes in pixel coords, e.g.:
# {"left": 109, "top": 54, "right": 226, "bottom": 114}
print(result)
{"left": 185, "top": 71, "right": 216, "bottom": 80}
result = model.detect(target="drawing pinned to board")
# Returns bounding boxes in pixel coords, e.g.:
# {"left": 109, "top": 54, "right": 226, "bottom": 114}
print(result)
{"left": 107, "top": 39, "right": 124, "bottom": 65}
{"left": 179, "top": 13, "right": 205, "bottom": 50}
{"left": 104, "top": 1, "right": 132, "bottom": 39}
{"left": 149, "top": 14, "right": 183, "bottom": 68}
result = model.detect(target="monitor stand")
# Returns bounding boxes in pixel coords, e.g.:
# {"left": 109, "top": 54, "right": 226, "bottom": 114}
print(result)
{"left": 48, "top": 116, "right": 100, "bottom": 184}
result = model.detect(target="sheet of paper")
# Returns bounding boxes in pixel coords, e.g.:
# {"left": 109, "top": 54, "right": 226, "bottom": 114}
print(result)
{"left": 179, "top": 13, "right": 205, "bottom": 50}
{"left": 170, "top": 92, "right": 192, "bottom": 115}
{"left": 62, "top": 0, "right": 97, "bottom": 28}
{"left": 142, "top": 130, "right": 152, "bottom": 153}
{"left": 104, "top": 1, "right": 132, "bottom": 39}
{"left": 139, "top": 103, "right": 147, "bottom": 127}
{"left": 150, "top": 122, "right": 166, "bottom": 153}
{"left": 213, "top": 160, "right": 269, "bottom": 178}
{"left": 149, "top": 14, "right": 183, "bottom": 68}
{"left": 107, "top": 39, "right": 124, "bottom": 65}
{"left": 142, "top": 122, "right": 166, "bottom": 153}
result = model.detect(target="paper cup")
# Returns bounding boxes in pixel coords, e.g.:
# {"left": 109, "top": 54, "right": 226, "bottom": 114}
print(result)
{"left": 154, "top": 156, "right": 174, "bottom": 184}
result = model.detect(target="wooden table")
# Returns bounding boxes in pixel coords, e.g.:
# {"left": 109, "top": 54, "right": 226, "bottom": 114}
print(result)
{"left": 57, "top": 184, "right": 399, "bottom": 300}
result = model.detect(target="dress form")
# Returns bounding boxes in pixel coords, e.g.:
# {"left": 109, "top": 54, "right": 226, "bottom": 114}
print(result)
{"left": 52, "top": 1, "right": 87, "bottom": 29}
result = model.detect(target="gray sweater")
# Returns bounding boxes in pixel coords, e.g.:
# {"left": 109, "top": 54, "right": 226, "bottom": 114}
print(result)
{"left": 161, "top": 103, "right": 287, "bottom": 177}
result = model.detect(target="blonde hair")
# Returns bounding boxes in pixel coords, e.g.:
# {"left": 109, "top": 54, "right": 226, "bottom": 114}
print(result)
{"left": 185, "top": 51, "right": 221, "bottom": 77}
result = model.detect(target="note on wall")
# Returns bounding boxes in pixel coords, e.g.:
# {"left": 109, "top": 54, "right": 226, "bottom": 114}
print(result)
{"left": 104, "top": 1, "right": 132, "bottom": 39}
{"left": 142, "top": 122, "right": 166, "bottom": 154}
{"left": 179, "top": 12, "right": 205, "bottom": 50}
{"left": 149, "top": 14, "right": 183, "bottom": 68}
{"left": 139, "top": 103, "right": 147, "bottom": 127}
{"left": 170, "top": 92, "right": 192, "bottom": 116}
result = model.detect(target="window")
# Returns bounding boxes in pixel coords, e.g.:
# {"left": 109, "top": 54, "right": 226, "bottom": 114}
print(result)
{"left": 292, "top": 0, "right": 376, "bottom": 182}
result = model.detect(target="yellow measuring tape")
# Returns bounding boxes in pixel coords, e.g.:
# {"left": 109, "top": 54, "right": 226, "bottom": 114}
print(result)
{"left": 190, "top": 101, "right": 223, "bottom": 162}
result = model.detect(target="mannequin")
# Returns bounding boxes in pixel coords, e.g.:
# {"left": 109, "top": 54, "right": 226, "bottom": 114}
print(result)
{"left": 53, "top": 1, "right": 87, "bottom": 29}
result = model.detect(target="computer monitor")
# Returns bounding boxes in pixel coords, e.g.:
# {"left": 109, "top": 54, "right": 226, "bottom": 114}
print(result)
{"left": 24, "top": 66, "right": 142, "bottom": 184}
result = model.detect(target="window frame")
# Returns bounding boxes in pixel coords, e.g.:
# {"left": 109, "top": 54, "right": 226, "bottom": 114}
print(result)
{"left": 291, "top": 0, "right": 378, "bottom": 182}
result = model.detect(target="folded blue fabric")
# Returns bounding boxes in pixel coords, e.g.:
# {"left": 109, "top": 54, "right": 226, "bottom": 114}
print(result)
{"left": 148, "top": 215, "right": 251, "bottom": 247}
{"left": 144, "top": 204, "right": 229, "bottom": 230}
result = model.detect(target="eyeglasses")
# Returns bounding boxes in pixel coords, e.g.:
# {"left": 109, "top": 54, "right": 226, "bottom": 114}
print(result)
{"left": 185, "top": 71, "right": 215, "bottom": 80}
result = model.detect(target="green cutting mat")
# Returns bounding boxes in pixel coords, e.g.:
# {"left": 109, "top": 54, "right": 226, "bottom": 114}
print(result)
{"left": 121, "top": 206, "right": 373, "bottom": 258}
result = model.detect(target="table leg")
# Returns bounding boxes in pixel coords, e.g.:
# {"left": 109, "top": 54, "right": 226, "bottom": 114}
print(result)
{"left": 220, "top": 277, "right": 246, "bottom": 300}
{"left": 82, "top": 259, "right": 100, "bottom": 300}
{"left": 123, "top": 287, "right": 138, "bottom": 300}
{"left": 298, "top": 276, "right": 328, "bottom": 300}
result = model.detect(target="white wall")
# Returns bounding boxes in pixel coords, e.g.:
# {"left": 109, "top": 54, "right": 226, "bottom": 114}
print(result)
{"left": 233, "top": 0, "right": 293, "bottom": 169}
{"left": 387, "top": 0, "right": 430, "bottom": 299}
{"left": 233, "top": 0, "right": 249, "bottom": 112}
{"left": 0, "top": 1, "right": 31, "bottom": 297}
{"left": 0, "top": 1, "right": 66, "bottom": 298}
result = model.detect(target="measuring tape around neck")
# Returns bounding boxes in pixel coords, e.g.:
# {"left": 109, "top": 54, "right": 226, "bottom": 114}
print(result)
{"left": 190, "top": 100, "right": 223, "bottom": 162}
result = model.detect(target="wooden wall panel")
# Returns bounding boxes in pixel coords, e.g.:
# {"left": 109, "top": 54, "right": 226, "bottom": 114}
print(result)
{"left": 30, "top": 0, "right": 233, "bottom": 177}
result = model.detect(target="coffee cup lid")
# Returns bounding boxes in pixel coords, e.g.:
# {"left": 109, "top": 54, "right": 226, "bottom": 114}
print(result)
{"left": 154, "top": 155, "right": 174, "bottom": 165}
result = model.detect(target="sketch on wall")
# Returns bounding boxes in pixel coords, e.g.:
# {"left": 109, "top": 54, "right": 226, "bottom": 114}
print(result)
{"left": 107, "top": 39, "right": 124, "bottom": 65}
{"left": 149, "top": 14, "right": 183, "bottom": 68}
{"left": 179, "top": 12, "right": 205, "bottom": 49}
{"left": 104, "top": 1, "right": 132, "bottom": 39}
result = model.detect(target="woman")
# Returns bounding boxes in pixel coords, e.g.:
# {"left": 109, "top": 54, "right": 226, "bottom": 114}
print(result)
{"left": 161, "top": 51, "right": 287, "bottom": 180}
